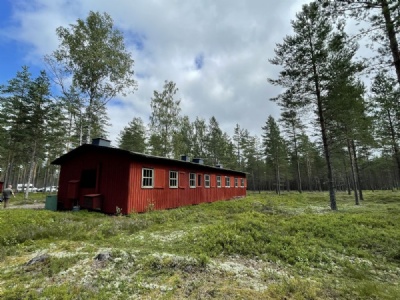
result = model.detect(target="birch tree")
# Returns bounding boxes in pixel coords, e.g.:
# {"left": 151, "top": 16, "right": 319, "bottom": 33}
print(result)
{"left": 49, "top": 11, "right": 137, "bottom": 143}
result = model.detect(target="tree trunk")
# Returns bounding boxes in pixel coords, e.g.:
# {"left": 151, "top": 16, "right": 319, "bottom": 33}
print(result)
{"left": 3, "top": 150, "right": 13, "bottom": 185}
{"left": 86, "top": 106, "right": 92, "bottom": 144}
{"left": 307, "top": 23, "right": 337, "bottom": 209}
{"left": 317, "top": 177, "right": 322, "bottom": 192}
{"left": 386, "top": 109, "right": 400, "bottom": 181}
{"left": 306, "top": 155, "right": 312, "bottom": 191}
{"left": 343, "top": 156, "right": 351, "bottom": 195}
{"left": 351, "top": 140, "right": 364, "bottom": 200}
{"left": 381, "top": 0, "right": 400, "bottom": 85}
{"left": 24, "top": 141, "right": 37, "bottom": 200}
{"left": 276, "top": 164, "right": 281, "bottom": 195}
{"left": 347, "top": 139, "right": 359, "bottom": 205}
{"left": 312, "top": 65, "right": 337, "bottom": 209}
{"left": 293, "top": 132, "right": 302, "bottom": 193}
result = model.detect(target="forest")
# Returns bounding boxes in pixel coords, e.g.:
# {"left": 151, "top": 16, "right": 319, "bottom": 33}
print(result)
{"left": 1, "top": 1, "right": 400, "bottom": 211}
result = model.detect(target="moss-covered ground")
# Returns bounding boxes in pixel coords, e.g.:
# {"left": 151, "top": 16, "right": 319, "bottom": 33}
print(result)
{"left": 0, "top": 191, "right": 399, "bottom": 299}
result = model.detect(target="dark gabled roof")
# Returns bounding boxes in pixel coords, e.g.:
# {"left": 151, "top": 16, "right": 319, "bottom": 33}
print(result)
{"left": 51, "top": 144, "right": 246, "bottom": 176}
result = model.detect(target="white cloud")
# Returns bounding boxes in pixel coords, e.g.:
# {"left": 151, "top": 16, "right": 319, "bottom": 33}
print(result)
{"left": 3, "top": 0, "right": 312, "bottom": 145}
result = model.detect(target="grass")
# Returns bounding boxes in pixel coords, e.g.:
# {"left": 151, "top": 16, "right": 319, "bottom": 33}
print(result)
{"left": 5, "top": 191, "right": 52, "bottom": 205}
{"left": 0, "top": 191, "right": 399, "bottom": 299}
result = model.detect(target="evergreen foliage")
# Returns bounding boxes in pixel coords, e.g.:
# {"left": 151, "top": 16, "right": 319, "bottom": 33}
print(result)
{"left": 1, "top": 3, "right": 400, "bottom": 198}
{"left": 149, "top": 80, "right": 181, "bottom": 158}
{"left": 117, "top": 117, "right": 147, "bottom": 153}
{"left": 1, "top": 192, "right": 400, "bottom": 299}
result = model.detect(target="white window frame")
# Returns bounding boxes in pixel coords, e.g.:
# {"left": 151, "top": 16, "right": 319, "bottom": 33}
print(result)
{"left": 204, "top": 174, "right": 210, "bottom": 188}
{"left": 225, "top": 176, "right": 230, "bottom": 188}
{"left": 189, "top": 173, "right": 196, "bottom": 188}
{"left": 234, "top": 178, "right": 238, "bottom": 188}
{"left": 142, "top": 168, "right": 154, "bottom": 188}
{"left": 169, "top": 171, "right": 178, "bottom": 188}
{"left": 216, "top": 176, "right": 221, "bottom": 188}
{"left": 241, "top": 178, "right": 245, "bottom": 187}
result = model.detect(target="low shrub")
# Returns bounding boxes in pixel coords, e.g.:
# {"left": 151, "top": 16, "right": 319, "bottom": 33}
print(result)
{"left": 1, "top": 191, "right": 399, "bottom": 299}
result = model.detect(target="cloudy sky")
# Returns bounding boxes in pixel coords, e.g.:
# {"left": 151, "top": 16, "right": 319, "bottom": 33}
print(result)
{"left": 0, "top": 0, "right": 311, "bottom": 145}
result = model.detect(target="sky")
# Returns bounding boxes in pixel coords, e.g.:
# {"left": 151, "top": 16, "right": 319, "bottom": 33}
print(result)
{"left": 0, "top": 0, "right": 311, "bottom": 146}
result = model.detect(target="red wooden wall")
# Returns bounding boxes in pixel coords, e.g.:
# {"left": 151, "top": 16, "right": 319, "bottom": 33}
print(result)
{"left": 126, "top": 160, "right": 246, "bottom": 213}
{"left": 57, "top": 150, "right": 131, "bottom": 214}
{"left": 55, "top": 147, "right": 246, "bottom": 214}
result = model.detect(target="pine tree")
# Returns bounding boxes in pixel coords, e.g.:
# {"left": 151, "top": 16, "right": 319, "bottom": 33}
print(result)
{"left": 279, "top": 106, "right": 305, "bottom": 193}
{"left": 322, "top": 42, "right": 370, "bottom": 204}
{"left": 117, "top": 117, "right": 147, "bottom": 152}
{"left": 172, "top": 115, "right": 194, "bottom": 159}
{"left": 320, "top": 0, "right": 400, "bottom": 84}
{"left": 262, "top": 116, "right": 288, "bottom": 195}
{"left": 243, "top": 135, "right": 265, "bottom": 191}
{"left": 149, "top": 80, "right": 181, "bottom": 157}
{"left": 41, "top": 101, "right": 68, "bottom": 189}
{"left": 192, "top": 117, "right": 208, "bottom": 160}
{"left": 297, "top": 134, "right": 316, "bottom": 191}
{"left": 206, "top": 116, "right": 225, "bottom": 166}
{"left": 369, "top": 71, "right": 400, "bottom": 182}
{"left": 0, "top": 67, "right": 53, "bottom": 198}
{"left": 233, "top": 124, "right": 249, "bottom": 171}
{"left": 0, "top": 66, "right": 33, "bottom": 187}
{"left": 23, "top": 71, "right": 53, "bottom": 198}
{"left": 218, "top": 132, "right": 237, "bottom": 170}
{"left": 269, "top": 2, "right": 361, "bottom": 209}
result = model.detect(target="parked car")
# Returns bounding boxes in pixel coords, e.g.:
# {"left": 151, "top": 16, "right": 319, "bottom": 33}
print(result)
{"left": 17, "top": 184, "right": 37, "bottom": 193}
{"left": 37, "top": 186, "right": 58, "bottom": 192}
{"left": 46, "top": 186, "right": 58, "bottom": 192}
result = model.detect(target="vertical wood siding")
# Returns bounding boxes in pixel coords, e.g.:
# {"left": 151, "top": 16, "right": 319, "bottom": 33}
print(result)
{"left": 127, "top": 160, "right": 246, "bottom": 213}
{"left": 57, "top": 151, "right": 130, "bottom": 214}
{"left": 56, "top": 149, "right": 246, "bottom": 214}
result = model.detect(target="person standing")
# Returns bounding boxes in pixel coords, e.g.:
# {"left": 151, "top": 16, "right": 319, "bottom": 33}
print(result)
{"left": 2, "top": 184, "right": 15, "bottom": 208}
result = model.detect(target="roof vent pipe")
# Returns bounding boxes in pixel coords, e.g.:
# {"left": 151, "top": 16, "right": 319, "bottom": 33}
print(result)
{"left": 192, "top": 158, "right": 204, "bottom": 164}
{"left": 92, "top": 138, "right": 111, "bottom": 147}
{"left": 181, "top": 155, "right": 190, "bottom": 162}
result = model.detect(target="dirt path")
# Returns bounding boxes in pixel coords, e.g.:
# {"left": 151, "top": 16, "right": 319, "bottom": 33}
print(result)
{"left": 7, "top": 203, "right": 45, "bottom": 209}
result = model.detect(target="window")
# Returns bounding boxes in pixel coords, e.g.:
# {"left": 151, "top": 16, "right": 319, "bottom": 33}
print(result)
{"left": 225, "top": 176, "right": 230, "bottom": 188}
{"left": 189, "top": 173, "right": 196, "bottom": 188}
{"left": 142, "top": 168, "right": 154, "bottom": 188}
{"left": 197, "top": 174, "right": 202, "bottom": 187}
{"left": 216, "top": 176, "right": 221, "bottom": 188}
{"left": 235, "top": 178, "right": 238, "bottom": 188}
{"left": 241, "top": 178, "right": 245, "bottom": 187}
{"left": 169, "top": 171, "right": 178, "bottom": 188}
{"left": 80, "top": 169, "right": 97, "bottom": 188}
{"left": 204, "top": 174, "right": 210, "bottom": 188}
